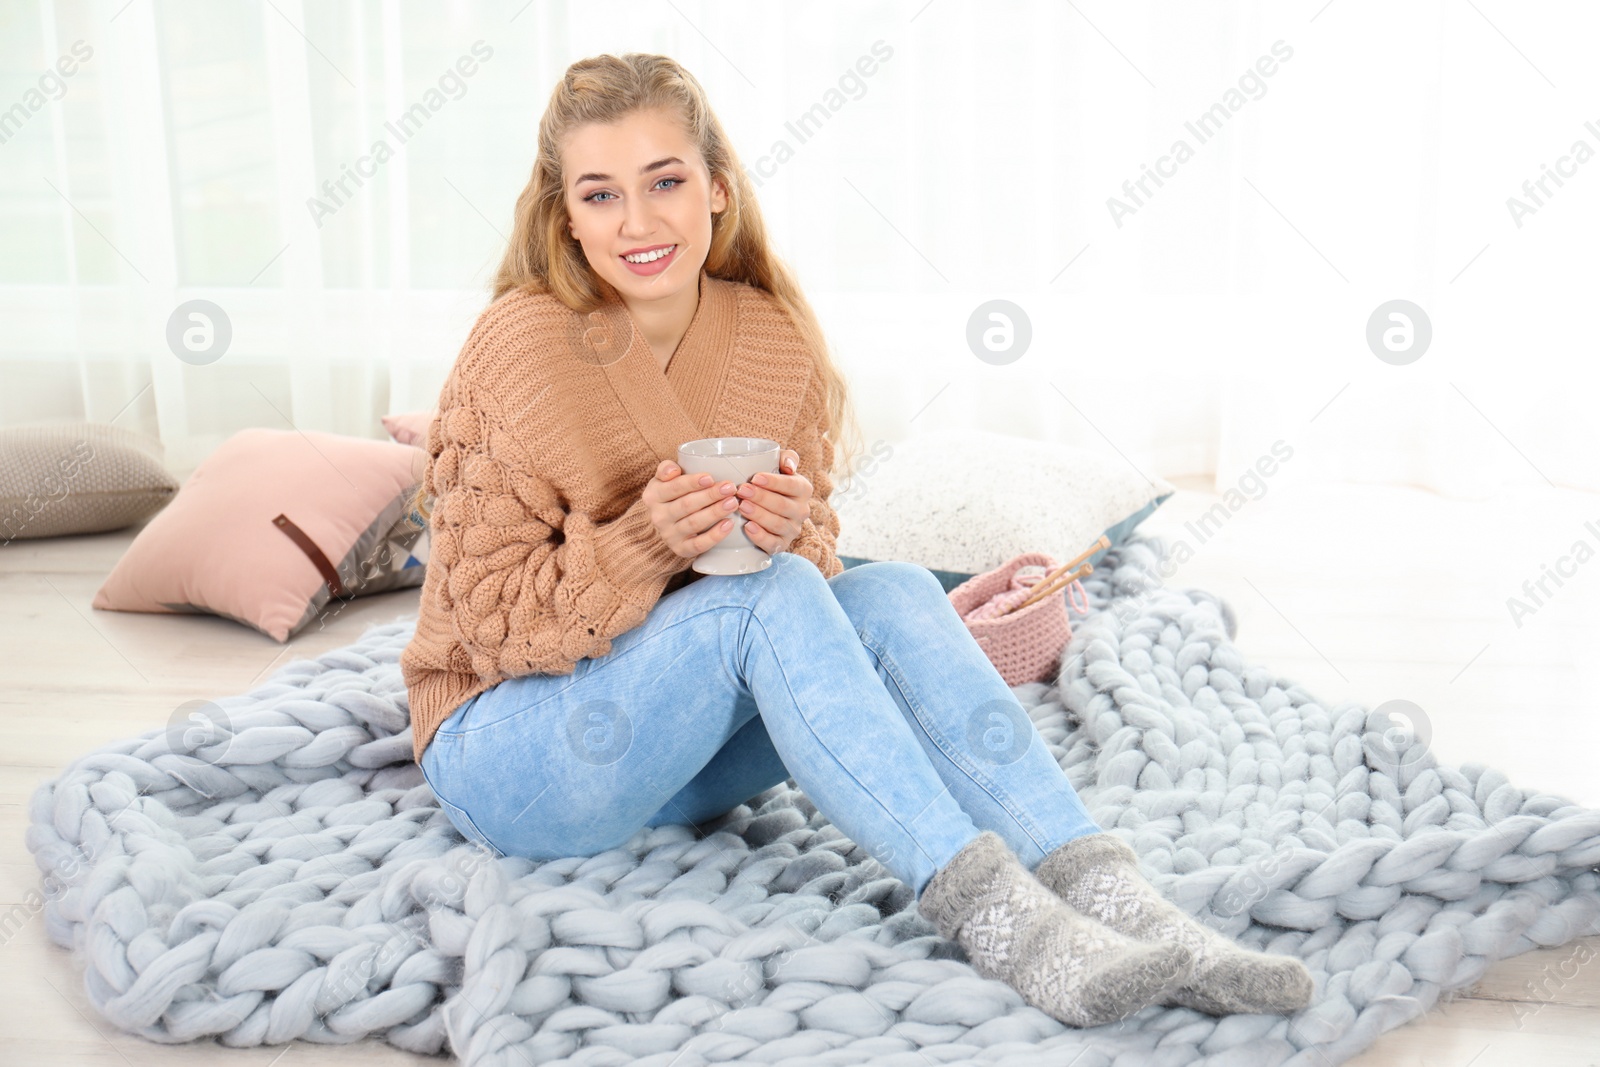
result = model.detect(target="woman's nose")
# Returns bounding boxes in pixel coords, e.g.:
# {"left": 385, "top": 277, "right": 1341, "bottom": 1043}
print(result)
{"left": 621, "top": 201, "right": 656, "bottom": 237}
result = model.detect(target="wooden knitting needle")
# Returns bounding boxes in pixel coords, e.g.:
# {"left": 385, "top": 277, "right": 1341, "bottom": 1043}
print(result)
{"left": 1018, "top": 535, "right": 1108, "bottom": 602}
{"left": 1001, "top": 561, "right": 1092, "bottom": 616}
{"left": 1000, "top": 535, "right": 1109, "bottom": 616}
{"left": 1058, "top": 534, "right": 1110, "bottom": 575}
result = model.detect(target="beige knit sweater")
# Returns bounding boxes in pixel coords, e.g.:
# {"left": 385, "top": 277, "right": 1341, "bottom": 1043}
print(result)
{"left": 401, "top": 269, "right": 844, "bottom": 762}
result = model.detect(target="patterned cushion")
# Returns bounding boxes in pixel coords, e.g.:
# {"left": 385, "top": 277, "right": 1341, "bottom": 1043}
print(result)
{"left": 0, "top": 423, "right": 179, "bottom": 541}
{"left": 833, "top": 428, "right": 1173, "bottom": 592}
{"left": 93, "top": 428, "right": 428, "bottom": 642}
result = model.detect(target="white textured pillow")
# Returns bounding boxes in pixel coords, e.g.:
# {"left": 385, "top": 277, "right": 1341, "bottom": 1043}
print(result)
{"left": 833, "top": 428, "right": 1173, "bottom": 589}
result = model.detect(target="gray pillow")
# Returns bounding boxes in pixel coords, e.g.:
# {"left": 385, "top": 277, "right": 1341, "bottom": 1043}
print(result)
{"left": 833, "top": 428, "right": 1173, "bottom": 593}
{"left": 0, "top": 423, "right": 178, "bottom": 541}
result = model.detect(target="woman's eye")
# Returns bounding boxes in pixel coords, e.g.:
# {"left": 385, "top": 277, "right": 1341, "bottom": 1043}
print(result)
{"left": 582, "top": 178, "right": 681, "bottom": 203}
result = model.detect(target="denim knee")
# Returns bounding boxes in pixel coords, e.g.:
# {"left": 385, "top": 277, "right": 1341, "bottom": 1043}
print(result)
{"left": 830, "top": 560, "right": 946, "bottom": 617}
{"left": 769, "top": 550, "right": 825, "bottom": 580}
{"left": 679, "top": 550, "right": 825, "bottom": 610}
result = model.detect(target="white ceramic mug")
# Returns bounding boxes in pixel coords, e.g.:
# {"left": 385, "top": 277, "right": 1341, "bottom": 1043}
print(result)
{"left": 676, "top": 436, "right": 781, "bottom": 574}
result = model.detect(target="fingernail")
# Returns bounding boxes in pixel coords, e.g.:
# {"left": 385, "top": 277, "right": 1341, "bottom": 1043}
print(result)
{"left": 753, "top": 473, "right": 766, "bottom": 485}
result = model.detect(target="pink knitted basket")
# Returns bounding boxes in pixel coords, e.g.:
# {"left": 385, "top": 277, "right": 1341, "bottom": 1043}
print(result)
{"left": 948, "top": 551, "right": 1090, "bottom": 687}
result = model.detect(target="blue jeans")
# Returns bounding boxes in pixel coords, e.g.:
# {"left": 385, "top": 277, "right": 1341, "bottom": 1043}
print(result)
{"left": 419, "top": 553, "right": 1100, "bottom": 900}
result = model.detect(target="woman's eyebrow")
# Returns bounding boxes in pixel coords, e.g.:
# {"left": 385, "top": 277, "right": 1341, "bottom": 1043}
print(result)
{"left": 573, "top": 156, "right": 685, "bottom": 187}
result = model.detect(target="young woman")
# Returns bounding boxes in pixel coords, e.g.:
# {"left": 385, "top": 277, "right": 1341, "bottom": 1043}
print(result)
{"left": 399, "top": 52, "right": 1312, "bottom": 1028}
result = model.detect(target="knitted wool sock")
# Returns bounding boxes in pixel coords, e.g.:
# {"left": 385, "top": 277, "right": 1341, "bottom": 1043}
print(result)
{"left": 1034, "top": 833, "right": 1315, "bottom": 1016}
{"left": 917, "top": 831, "right": 1194, "bottom": 1028}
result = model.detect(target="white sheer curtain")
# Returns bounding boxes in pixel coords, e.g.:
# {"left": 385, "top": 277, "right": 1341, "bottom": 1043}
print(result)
{"left": 3, "top": 0, "right": 1596, "bottom": 496}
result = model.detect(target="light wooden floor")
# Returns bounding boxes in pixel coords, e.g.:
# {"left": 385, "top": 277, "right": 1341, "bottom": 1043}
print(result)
{"left": 2, "top": 475, "right": 1596, "bottom": 1064}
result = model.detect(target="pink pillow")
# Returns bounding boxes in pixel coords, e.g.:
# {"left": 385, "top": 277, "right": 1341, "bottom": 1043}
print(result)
{"left": 93, "top": 428, "right": 429, "bottom": 642}
{"left": 382, "top": 410, "right": 437, "bottom": 447}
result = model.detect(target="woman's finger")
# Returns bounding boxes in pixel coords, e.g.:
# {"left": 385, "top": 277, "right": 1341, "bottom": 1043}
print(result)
{"left": 746, "top": 517, "right": 784, "bottom": 554}
{"left": 740, "top": 497, "right": 797, "bottom": 537}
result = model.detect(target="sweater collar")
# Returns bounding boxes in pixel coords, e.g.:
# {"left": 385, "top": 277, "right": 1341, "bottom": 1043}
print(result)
{"left": 599, "top": 267, "right": 737, "bottom": 462}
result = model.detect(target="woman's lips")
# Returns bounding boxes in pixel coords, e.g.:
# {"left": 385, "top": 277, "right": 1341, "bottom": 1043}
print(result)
{"left": 619, "top": 243, "right": 678, "bottom": 276}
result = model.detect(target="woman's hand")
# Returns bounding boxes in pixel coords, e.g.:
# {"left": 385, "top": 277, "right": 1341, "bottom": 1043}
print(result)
{"left": 641, "top": 462, "right": 739, "bottom": 561}
{"left": 641, "top": 449, "right": 808, "bottom": 560}
{"left": 732, "top": 448, "right": 811, "bottom": 556}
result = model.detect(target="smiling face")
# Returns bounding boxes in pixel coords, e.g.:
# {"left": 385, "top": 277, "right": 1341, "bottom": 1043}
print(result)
{"left": 562, "top": 107, "right": 728, "bottom": 303}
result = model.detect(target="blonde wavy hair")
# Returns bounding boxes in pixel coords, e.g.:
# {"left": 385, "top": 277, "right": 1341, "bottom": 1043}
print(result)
{"left": 408, "top": 51, "right": 862, "bottom": 525}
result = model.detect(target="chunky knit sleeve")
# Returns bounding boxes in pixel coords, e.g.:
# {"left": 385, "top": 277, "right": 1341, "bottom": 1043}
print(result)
{"left": 783, "top": 368, "right": 844, "bottom": 579}
{"left": 425, "top": 368, "right": 691, "bottom": 682}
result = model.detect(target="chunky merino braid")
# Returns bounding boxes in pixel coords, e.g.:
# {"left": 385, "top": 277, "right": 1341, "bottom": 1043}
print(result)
{"left": 25, "top": 533, "right": 1600, "bottom": 1066}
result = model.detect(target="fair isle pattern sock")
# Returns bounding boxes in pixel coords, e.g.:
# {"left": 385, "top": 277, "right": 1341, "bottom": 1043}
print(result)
{"left": 917, "top": 831, "right": 1194, "bottom": 1028}
{"left": 1034, "top": 832, "right": 1315, "bottom": 1016}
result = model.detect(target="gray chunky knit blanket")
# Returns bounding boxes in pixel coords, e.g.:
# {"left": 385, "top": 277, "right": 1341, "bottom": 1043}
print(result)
{"left": 25, "top": 533, "right": 1600, "bottom": 1065}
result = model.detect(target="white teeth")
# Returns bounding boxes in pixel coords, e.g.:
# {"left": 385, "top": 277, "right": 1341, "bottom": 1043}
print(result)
{"left": 623, "top": 245, "right": 675, "bottom": 263}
